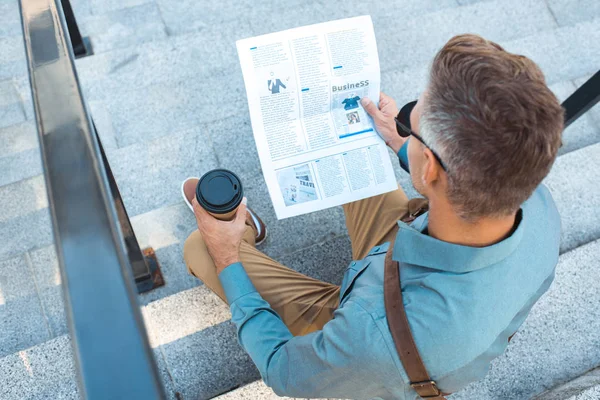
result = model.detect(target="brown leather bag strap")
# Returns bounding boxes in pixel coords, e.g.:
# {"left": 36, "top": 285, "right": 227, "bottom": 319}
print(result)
{"left": 384, "top": 246, "right": 447, "bottom": 400}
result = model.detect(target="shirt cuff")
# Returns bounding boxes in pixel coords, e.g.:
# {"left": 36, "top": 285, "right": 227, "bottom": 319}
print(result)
{"left": 218, "top": 262, "right": 257, "bottom": 304}
{"left": 397, "top": 140, "right": 410, "bottom": 173}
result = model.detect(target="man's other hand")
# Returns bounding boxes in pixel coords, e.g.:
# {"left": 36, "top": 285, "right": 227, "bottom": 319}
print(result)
{"left": 362, "top": 93, "right": 406, "bottom": 153}
{"left": 192, "top": 197, "right": 248, "bottom": 274}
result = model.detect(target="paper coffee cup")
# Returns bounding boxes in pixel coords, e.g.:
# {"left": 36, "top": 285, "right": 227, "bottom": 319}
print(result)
{"left": 196, "top": 169, "right": 243, "bottom": 221}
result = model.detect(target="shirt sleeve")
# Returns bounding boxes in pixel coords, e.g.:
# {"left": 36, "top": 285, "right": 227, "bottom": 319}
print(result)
{"left": 218, "top": 262, "right": 377, "bottom": 398}
{"left": 397, "top": 140, "right": 410, "bottom": 173}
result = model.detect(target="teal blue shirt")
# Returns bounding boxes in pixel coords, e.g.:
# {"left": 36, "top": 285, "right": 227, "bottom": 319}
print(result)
{"left": 219, "top": 141, "right": 561, "bottom": 399}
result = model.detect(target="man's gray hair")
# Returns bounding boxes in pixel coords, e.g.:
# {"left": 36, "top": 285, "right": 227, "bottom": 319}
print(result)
{"left": 419, "top": 34, "right": 564, "bottom": 221}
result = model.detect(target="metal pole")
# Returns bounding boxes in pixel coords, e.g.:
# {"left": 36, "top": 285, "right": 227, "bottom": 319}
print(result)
{"left": 19, "top": 0, "right": 165, "bottom": 397}
{"left": 60, "top": 0, "right": 93, "bottom": 58}
{"left": 562, "top": 70, "right": 600, "bottom": 128}
{"left": 94, "top": 122, "right": 165, "bottom": 293}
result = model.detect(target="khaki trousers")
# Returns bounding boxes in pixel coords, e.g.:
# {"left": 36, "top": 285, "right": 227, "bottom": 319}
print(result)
{"left": 183, "top": 185, "right": 413, "bottom": 336}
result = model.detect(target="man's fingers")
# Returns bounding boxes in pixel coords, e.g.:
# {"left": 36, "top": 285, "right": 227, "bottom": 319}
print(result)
{"left": 361, "top": 97, "right": 381, "bottom": 119}
{"left": 192, "top": 197, "right": 207, "bottom": 217}
{"left": 192, "top": 197, "right": 214, "bottom": 228}
{"left": 234, "top": 198, "right": 248, "bottom": 226}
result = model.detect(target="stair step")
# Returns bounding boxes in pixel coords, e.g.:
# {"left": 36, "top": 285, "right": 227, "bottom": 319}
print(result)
{"left": 546, "top": 0, "right": 600, "bottom": 27}
{"left": 0, "top": 175, "right": 47, "bottom": 224}
{"left": 0, "top": 255, "right": 52, "bottom": 359}
{"left": 0, "top": 121, "right": 37, "bottom": 158}
{"left": 0, "top": 208, "right": 52, "bottom": 262}
{"left": 215, "top": 380, "right": 342, "bottom": 400}
{"left": 215, "top": 380, "right": 296, "bottom": 399}
{"left": 545, "top": 142, "right": 600, "bottom": 253}
{"left": 379, "top": 0, "right": 557, "bottom": 74}
{"left": 68, "top": 7, "right": 600, "bottom": 151}
{"left": 0, "top": 36, "right": 27, "bottom": 81}
{"left": 0, "top": 80, "right": 26, "bottom": 130}
{"left": 144, "top": 285, "right": 257, "bottom": 399}
{"left": 142, "top": 285, "right": 231, "bottom": 348}
{"left": 78, "top": 3, "right": 167, "bottom": 55}
{"left": 0, "top": 336, "right": 78, "bottom": 400}
{"left": 534, "top": 367, "right": 600, "bottom": 400}
{"left": 0, "top": 334, "right": 179, "bottom": 400}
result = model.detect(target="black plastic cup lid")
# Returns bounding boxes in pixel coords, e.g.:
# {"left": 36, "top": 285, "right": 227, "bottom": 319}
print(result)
{"left": 196, "top": 169, "right": 243, "bottom": 214}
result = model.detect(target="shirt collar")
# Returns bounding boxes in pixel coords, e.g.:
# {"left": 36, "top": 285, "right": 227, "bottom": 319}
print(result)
{"left": 393, "top": 209, "right": 525, "bottom": 273}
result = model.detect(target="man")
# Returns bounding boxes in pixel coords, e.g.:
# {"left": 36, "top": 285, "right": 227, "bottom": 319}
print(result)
{"left": 182, "top": 34, "right": 564, "bottom": 399}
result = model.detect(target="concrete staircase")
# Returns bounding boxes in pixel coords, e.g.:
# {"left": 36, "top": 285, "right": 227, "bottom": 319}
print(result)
{"left": 1, "top": 0, "right": 599, "bottom": 398}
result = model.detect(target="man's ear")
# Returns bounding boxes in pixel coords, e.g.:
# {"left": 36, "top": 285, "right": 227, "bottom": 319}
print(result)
{"left": 422, "top": 148, "right": 441, "bottom": 185}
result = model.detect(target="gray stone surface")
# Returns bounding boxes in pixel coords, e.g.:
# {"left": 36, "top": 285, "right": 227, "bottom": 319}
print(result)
{"left": 0, "top": 294, "right": 51, "bottom": 359}
{"left": 138, "top": 241, "right": 201, "bottom": 306}
{"left": 216, "top": 380, "right": 297, "bottom": 400}
{"left": 0, "top": 80, "right": 26, "bottom": 129}
{"left": 0, "top": 334, "right": 179, "bottom": 400}
{"left": 217, "top": 380, "right": 339, "bottom": 400}
{"left": 142, "top": 285, "right": 231, "bottom": 348}
{"left": 11, "top": 75, "right": 35, "bottom": 121}
{"left": 131, "top": 203, "right": 208, "bottom": 304}
{"left": 160, "top": 320, "right": 260, "bottom": 399}
{"left": 107, "top": 127, "right": 218, "bottom": 216}
{"left": 0, "top": 148, "right": 43, "bottom": 188}
{"left": 86, "top": 100, "right": 118, "bottom": 150}
{"left": 0, "top": 255, "right": 50, "bottom": 358}
{"left": 0, "top": 1, "right": 24, "bottom": 39}
{"left": 131, "top": 203, "right": 196, "bottom": 251}
{"left": 534, "top": 367, "right": 600, "bottom": 400}
{"left": 0, "top": 175, "right": 47, "bottom": 224}
{"left": 573, "top": 386, "right": 600, "bottom": 400}
{"left": 0, "top": 336, "right": 78, "bottom": 400}
{"left": 546, "top": 0, "right": 600, "bottom": 26}
{"left": 74, "top": 38, "right": 180, "bottom": 94}
{"left": 79, "top": 3, "right": 167, "bottom": 54}
{"left": 378, "top": 0, "right": 557, "bottom": 73}
{"left": 277, "top": 234, "right": 351, "bottom": 286}
{"left": 201, "top": 115, "right": 261, "bottom": 175}
{"left": 455, "top": 0, "right": 489, "bottom": 4}
{"left": 0, "top": 37, "right": 27, "bottom": 81}
{"left": 248, "top": 0, "right": 459, "bottom": 38}
{"left": 70, "top": 0, "right": 92, "bottom": 19}
{"left": 545, "top": 143, "right": 600, "bottom": 253}
{"left": 156, "top": 0, "right": 310, "bottom": 36}
{"left": 89, "top": 0, "right": 153, "bottom": 15}
{"left": 503, "top": 18, "right": 600, "bottom": 85}
{"left": 450, "top": 239, "right": 600, "bottom": 399}
{"left": 0, "top": 208, "right": 53, "bottom": 262}
{"left": 0, "top": 255, "right": 37, "bottom": 302}
{"left": 29, "top": 246, "right": 68, "bottom": 337}
{"left": 0, "top": 121, "right": 38, "bottom": 158}
{"left": 549, "top": 80, "right": 600, "bottom": 156}
{"left": 99, "top": 75, "right": 246, "bottom": 147}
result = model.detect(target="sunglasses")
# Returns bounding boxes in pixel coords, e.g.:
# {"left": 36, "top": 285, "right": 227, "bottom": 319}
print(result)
{"left": 394, "top": 100, "right": 448, "bottom": 172}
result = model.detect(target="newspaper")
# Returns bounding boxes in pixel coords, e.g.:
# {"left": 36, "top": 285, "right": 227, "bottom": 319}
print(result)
{"left": 236, "top": 16, "right": 397, "bottom": 219}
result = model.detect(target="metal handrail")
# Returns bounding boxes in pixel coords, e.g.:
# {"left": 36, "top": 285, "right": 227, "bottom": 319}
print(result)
{"left": 563, "top": 70, "right": 600, "bottom": 128}
{"left": 19, "top": 0, "right": 165, "bottom": 398}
